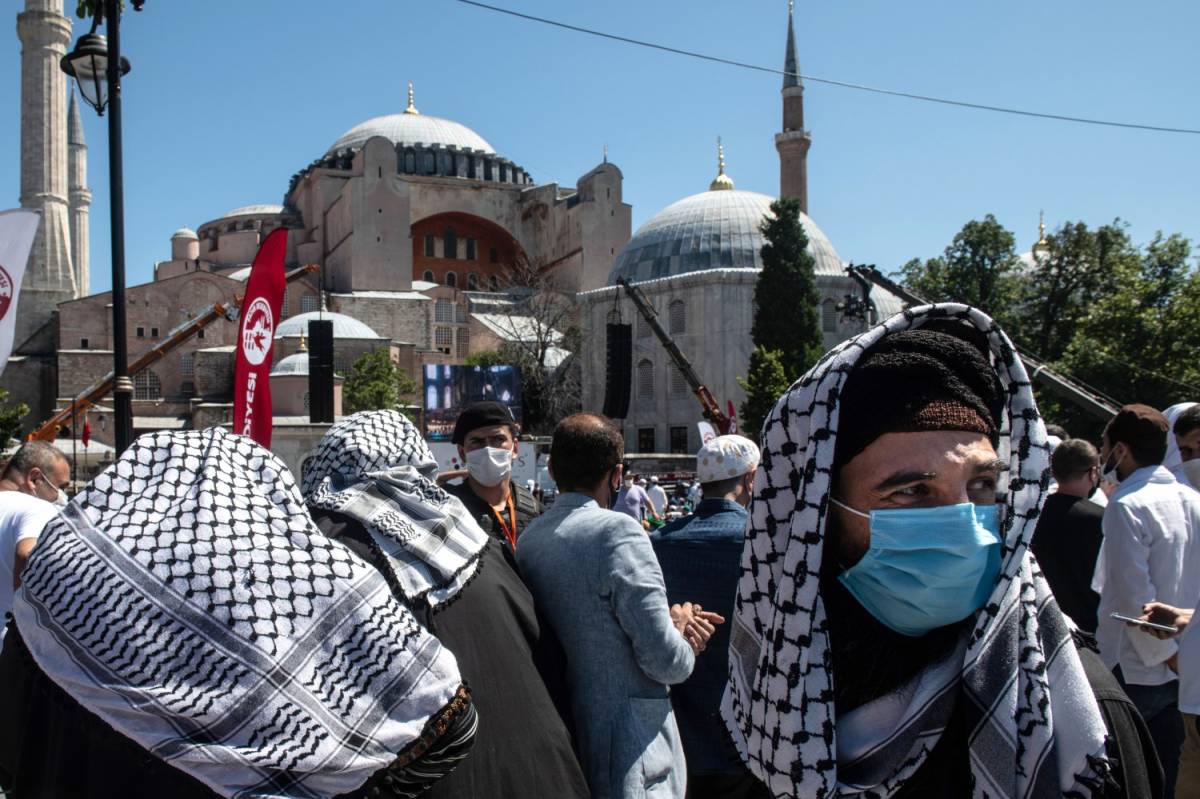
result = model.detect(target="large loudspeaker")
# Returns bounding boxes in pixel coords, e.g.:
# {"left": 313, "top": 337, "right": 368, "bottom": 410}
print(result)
{"left": 308, "top": 320, "right": 334, "bottom": 424}
{"left": 602, "top": 323, "right": 632, "bottom": 420}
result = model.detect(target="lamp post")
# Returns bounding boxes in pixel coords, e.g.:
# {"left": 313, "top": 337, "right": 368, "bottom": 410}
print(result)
{"left": 60, "top": 1, "right": 140, "bottom": 453}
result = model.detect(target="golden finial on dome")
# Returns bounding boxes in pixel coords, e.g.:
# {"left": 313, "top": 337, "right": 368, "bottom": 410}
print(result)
{"left": 298, "top": 330, "right": 308, "bottom": 353}
{"left": 1032, "top": 209, "right": 1051, "bottom": 261}
{"left": 709, "top": 136, "right": 735, "bottom": 191}
{"left": 404, "top": 81, "right": 420, "bottom": 115}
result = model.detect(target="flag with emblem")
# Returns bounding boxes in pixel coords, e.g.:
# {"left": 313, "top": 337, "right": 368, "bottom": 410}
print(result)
{"left": 0, "top": 209, "right": 41, "bottom": 378}
{"left": 233, "top": 228, "right": 288, "bottom": 447}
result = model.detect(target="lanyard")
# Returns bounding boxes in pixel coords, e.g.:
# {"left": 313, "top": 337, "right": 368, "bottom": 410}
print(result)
{"left": 491, "top": 493, "right": 518, "bottom": 550}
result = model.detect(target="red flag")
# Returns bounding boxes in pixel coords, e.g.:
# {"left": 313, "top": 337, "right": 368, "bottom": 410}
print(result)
{"left": 81, "top": 415, "right": 91, "bottom": 448}
{"left": 233, "top": 229, "right": 288, "bottom": 447}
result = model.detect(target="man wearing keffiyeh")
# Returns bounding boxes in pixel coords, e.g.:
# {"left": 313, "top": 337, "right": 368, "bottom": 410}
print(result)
{"left": 723, "top": 304, "right": 1163, "bottom": 798}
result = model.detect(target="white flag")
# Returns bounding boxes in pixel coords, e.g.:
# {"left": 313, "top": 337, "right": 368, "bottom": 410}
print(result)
{"left": 0, "top": 209, "right": 41, "bottom": 377}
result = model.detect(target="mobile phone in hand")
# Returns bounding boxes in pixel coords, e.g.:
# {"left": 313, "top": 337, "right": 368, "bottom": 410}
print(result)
{"left": 1110, "top": 612, "right": 1179, "bottom": 634}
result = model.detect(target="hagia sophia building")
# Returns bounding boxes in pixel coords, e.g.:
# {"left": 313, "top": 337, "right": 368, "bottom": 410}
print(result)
{"left": 8, "top": 0, "right": 899, "bottom": 474}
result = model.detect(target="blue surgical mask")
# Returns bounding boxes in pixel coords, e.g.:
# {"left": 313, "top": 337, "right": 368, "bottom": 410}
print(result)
{"left": 829, "top": 500, "right": 1003, "bottom": 637}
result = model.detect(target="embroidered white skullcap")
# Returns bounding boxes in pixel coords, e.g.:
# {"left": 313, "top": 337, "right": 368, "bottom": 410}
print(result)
{"left": 696, "top": 434, "right": 760, "bottom": 483}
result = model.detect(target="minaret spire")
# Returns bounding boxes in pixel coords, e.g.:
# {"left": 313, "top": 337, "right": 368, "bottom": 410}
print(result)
{"left": 68, "top": 87, "right": 91, "bottom": 297}
{"left": 16, "top": 0, "right": 78, "bottom": 347}
{"left": 775, "top": 0, "right": 812, "bottom": 213}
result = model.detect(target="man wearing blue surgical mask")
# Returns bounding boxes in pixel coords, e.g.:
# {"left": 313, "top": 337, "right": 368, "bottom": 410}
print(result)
{"left": 445, "top": 401, "right": 541, "bottom": 552}
{"left": 724, "top": 316, "right": 1162, "bottom": 799}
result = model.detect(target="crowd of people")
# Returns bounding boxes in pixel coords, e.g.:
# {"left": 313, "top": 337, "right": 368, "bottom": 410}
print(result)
{"left": 0, "top": 302, "right": 1196, "bottom": 798}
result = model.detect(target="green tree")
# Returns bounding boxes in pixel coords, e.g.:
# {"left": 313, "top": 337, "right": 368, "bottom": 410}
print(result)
{"left": 1016, "top": 220, "right": 1136, "bottom": 361}
{"left": 900, "top": 215, "right": 1020, "bottom": 322}
{"left": 738, "top": 347, "right": 789, "bottom": 439}
{"left": 465, "top": 350, "right": 506, "bottom": 368}
{"left": 1051, "top": 232, "right": 1200, "bottom": 437}
{"left": 0, "top": 389, "right": 29, "bottom": 448}
{"left": 342, "top": 349, "right": 419, "bottom": 416}
{"left": 751, "top": 198, "right": 823, "bottom": 380}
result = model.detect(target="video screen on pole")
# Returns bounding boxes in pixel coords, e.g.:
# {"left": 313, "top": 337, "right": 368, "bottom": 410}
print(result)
{"left": 423, "top": 364, "right": 523, "bottom": 441}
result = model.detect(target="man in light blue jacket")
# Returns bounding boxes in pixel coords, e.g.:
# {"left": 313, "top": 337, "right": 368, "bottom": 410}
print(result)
{"left": 518, "top": 413, "right": 722, "bottom": 798}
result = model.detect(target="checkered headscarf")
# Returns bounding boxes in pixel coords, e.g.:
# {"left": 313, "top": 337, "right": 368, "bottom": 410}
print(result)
{"left": 302, "top": 410, "right": 487, "bottom": 608}
{"left": 14, "top": 428, "right": 466, "bottom": 798}
{"left": 722, "top": 304, "right": 1111, "bottom": 798}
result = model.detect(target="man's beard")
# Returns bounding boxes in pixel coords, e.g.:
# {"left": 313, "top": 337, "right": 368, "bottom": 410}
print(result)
{"left": 820, "top": 571, "right": 970, "bottom": 715}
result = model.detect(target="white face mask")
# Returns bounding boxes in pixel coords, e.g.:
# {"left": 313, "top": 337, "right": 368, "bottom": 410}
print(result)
{"left": 466, "top": 447, "right": 513, "bottom": 487}
{"left": 39, "top": 475, "right": 68, "bottom": 509}
{"left": 1183, "top": 459, "right": 1200, "bottom": 489}
{"left": 1101, "top": 445, "right": 1124, "bottom": 484}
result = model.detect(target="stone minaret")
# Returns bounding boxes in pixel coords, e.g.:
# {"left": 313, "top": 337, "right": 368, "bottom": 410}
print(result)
{"left": 775, "top": 1, "right": 812, "bottom": 214}
{"left": 67, "top": 88, "right": 90, "bottom": 297}
{"left": 16, "top": 0, "right": 77, "bottom": 348}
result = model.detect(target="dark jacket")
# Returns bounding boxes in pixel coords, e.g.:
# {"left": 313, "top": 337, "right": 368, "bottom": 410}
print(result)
{"left": 651, "top": 498, "right": 748, "bottom": 777}
{"left": 444, "top": 480, "right": 542, "bottom": 549}
{"left": 1031, "top": 493, "right": 1105, "bottom": 632}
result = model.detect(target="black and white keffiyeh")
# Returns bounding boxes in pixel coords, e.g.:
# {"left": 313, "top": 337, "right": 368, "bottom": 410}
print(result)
{"left": 301, "top": 410, "right": 487, "bottom": 608}
{"left": 13, "top": 428, "right": 466, "bottom": 799}
{"left": 722, "top": 304, "right": 1111, "bottom": 798}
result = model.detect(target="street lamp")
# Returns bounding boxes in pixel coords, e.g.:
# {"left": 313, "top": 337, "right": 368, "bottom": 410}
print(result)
{"left": 60, "top": 31, "right": 129, "bottom": 116}
{"left": 60, "top": 0, "right": 142, "bottom": 453}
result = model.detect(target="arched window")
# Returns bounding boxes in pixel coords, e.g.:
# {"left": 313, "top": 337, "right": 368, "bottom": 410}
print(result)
{"left": 488, "top": 275, "right": 500, "bottom": 291}
{"left": 637, "top": 313, "right": 652, "bottom": 339}
{"left": 669, "top": 364, "right": 687, "bottom": 395}
{"left": 435, "top": 299, "right": 452, "bottom": 322}
{"left": 467, "top": 272, "right": 479, "bottom": 291}
{"left": 456, "top": 328, "right": 470, "bottom": 359}
{"left": 422, "top": 270, "right": 435, "bottom": 283}
{"left": 134, "top": 370, "right": 162, "bottom": 400}
{"left": 444, "top": 227, "right": 458, "bottom": 259}
{"left": 303, "top": 392, "right": 311, "bottom": 411}
{"left": 668, "top": 300, "right": 685, "bottom": 334}
{"left": 822, "top": 299, "right": 837, "bottom": 332}
{"left": 180, "top": 353, "right": 194, "bottom": 377}
{"left": 445, "top": 272, "right": 457, "bottom": 288}
{"left": 637, "top": 359, "right": 654, "bottom": 399}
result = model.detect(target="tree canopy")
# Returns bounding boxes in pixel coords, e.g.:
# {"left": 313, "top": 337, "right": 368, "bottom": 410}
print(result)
{"left": 342, "top": 349, "right": 419, "bottom": 417}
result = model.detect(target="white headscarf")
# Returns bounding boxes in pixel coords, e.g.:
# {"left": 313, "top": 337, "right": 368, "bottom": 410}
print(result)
{"left": 1162, "top": 402, "right": 1198, "bottom": 485}
{"left": 723, "top": 304, "right": 1110, "bottom": 798}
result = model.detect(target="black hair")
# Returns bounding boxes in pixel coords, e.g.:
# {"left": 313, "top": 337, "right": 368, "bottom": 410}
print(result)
{"left": 550, "top": 414, "right": 624, "bottom": 492}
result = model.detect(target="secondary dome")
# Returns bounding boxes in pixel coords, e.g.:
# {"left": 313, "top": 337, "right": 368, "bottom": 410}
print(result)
{"left": 270, "top": 352, "right": 309, "bottom": 377}
{"left": 607, "top": 189, "right": 843, "bottom": 284}
{"left": 223, "top": 204, "right": 284, "bottom": 218}
{"left": 274, "top": 311, "right": 382, "bottom": 340}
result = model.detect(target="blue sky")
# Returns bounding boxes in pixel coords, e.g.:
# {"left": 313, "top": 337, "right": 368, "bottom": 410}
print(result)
{"left": 2, "top": 1, "right": 1198, "bottom": 292}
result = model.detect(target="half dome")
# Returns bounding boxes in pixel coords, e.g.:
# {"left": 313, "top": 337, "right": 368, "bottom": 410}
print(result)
{"left": 270, "top": 352, "right": 310, "bottom": 377}
{"left": 607, "top": 189, "right": 843, "bottom": 284}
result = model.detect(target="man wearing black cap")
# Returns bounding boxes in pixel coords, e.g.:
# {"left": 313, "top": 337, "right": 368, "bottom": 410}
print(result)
{"left": 445, "top": 401, "right": 541, "bottom": 550}
{"left": 724, "top": 308, "right": 1161, "bottom": 798}
{"left": 1094, "top": 403, "right": 1200, "bottom": 794}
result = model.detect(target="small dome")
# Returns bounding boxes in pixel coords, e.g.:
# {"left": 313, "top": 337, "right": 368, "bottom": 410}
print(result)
{"left": 608, "top": 189, "right": 843, "bottom": 284}
{"left": 274, "top": 311, "right": 382, "bottom": 340}
{"left": 270, "top": 352, "right": 309, "bottom": 377}
{"left": 171, "top": 227, "right": 198, "bottom": 240}
{"left": 223, "top": 204, "right": 284, "bottom": 218}
{"left": 328, "top": 113, "right": 496, "bottom": 156}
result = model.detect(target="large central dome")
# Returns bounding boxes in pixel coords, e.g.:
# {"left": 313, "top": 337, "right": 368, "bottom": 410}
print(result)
{"left": 327, "top": 113, "right": 495, "bottom": 156}
{"left": 607, "top": 188, "right": 842, "bottom": 284}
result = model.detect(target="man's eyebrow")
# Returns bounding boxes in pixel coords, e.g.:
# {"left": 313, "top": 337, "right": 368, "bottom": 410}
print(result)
{"left": 873, "top": 470, "right": 937, "bottom": 491}
{"left": 974, "top": 458, "right": 1008, "bottom": 474}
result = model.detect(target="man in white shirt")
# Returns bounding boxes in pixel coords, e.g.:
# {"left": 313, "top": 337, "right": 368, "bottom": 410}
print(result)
{"left": 1095, "top": 404, "right": 1200, "bottom": 794}
{"left": 646, "top": 476, "right": 668, "bottom": 518}
{"left": 0, "top": 441, "right": 68, "bottom": 643}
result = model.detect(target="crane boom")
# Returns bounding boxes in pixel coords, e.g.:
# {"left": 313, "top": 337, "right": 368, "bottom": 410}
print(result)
{"left": 30, "top": 264, "right": 320, "bottom": 442}
{"left": 616, "top": 278, "right": 731, "bottom": 433}
{"left": 845, "top": 264, "right": 1121, "bottom": 421}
